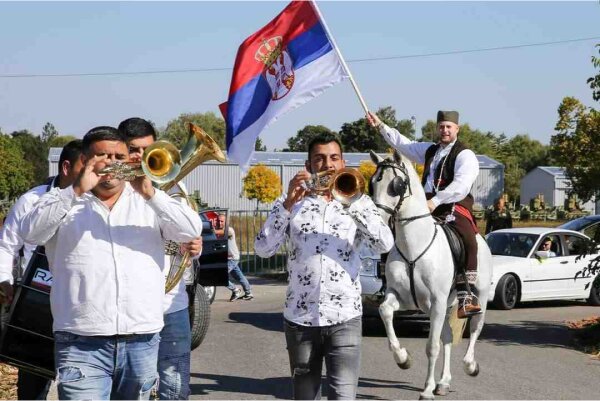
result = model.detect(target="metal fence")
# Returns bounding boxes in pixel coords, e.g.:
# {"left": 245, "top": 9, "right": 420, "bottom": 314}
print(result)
{"left": 229, "top": 210, "right": 288, "bottom": 275}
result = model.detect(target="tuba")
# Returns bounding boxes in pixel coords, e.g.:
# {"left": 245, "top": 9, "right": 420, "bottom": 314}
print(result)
{"left": 101, "top": 123, "right": 226, "bottom": 293}
{"left": 306, "top": 168, "right": 365, "bottom": 206}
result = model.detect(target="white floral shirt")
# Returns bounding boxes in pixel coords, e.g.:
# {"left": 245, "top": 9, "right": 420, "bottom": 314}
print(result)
{"left": 255, "top": 194, "right": 394, "bottom": 327}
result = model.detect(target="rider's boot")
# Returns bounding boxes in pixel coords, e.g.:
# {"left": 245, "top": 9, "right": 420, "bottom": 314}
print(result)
{"left": 456, "top": 275, "right": 481, "bottom": 319}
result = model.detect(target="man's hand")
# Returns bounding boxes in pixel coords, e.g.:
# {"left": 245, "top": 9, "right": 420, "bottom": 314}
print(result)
{"left": 130, "top": 175, "right": 155, "bottom": 200}
{"left": 0, "top": 281, "right": 13, "bottom": 305}
{"left": 283, "top": 171, "right": 311, "bottom": 211}
{"left": 366, "top": 111, "right": 382, "bottom": 128}
{"left": 427, "top": 199, "right": 436, "bottom": 213}
{"left": 181, "top": 237, "right": 203, "bottom": 257}
{"left": 73, "top": 155, "right": 108, "bottom": 196}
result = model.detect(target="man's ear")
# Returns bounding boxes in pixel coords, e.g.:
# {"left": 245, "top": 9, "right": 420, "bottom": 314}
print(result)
{"left": 60, "top": 160, "right": 71, "bottom": 177}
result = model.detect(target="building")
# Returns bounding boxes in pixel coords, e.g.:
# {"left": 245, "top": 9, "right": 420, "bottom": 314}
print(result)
{"left": 520, "top": 166, "right": 596, "bottom": 212}
{"left": 48, "top": 149, "right": 504, "bottom": 211}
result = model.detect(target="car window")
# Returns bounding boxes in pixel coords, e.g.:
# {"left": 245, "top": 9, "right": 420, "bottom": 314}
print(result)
{"left": 536, "top": 234, "right": 562, "bottom": 257}
{"left": 199, "top": 213, "right": 218, "bottom": 240}
{"left": 486, "top": 233, "right": 538, "bottom": 257}
{"left": 583, "top": 223, "right": 600, "bottom": 243}
{"left": 564, "top": 234, "right": 588, "bottom": 256}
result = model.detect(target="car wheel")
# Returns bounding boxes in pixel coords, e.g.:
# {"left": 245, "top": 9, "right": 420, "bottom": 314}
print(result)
{"left": 203, "top": 286, "right": 217, "bottom": 304}
{"left": 493, "top": 274, "right": 519, "bottom": 310}
{"left": 588, "top": 276, "right": 600, "bottom": 306}
{"left": 188, "top": 284, "right": 211, "bottom": 350}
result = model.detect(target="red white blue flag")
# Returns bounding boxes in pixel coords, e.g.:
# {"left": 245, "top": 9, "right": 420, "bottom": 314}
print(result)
{"left": 220, "top": 0, "right": 349, "bottom": 168}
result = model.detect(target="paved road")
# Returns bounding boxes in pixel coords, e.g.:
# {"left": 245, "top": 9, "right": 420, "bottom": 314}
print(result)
{"left": 190, "top": 277, "right": 600, "bottom": 400}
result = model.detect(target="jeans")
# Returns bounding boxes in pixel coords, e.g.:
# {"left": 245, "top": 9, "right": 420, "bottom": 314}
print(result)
{"left": 284, "top": 316, "right": 362, "bottom": 400}
{"left": 17, "top": 370, "right": 51, "bottom": 400}
{"left": 54, "top": 331, "right": 160, "bottom": 400}
{"left": 158, "top": 308, "right": 191, "bottom": 400}
{"left": 226, "top": 260, "right": 251, "bottom": 294}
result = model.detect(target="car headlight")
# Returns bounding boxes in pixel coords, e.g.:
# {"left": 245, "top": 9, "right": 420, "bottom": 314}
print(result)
{"left": 360, "top": 258, "right": 378, "bottom": 277}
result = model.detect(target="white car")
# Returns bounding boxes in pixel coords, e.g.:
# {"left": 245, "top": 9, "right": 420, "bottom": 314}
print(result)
{"left": 486, "top": 227, "right": 600, "bottom": 310}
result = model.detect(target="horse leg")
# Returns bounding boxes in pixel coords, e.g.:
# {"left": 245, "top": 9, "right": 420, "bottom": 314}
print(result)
{"left": 379, "top": 291, "right": 411, "bottom": 369}
{"left": 420, "top": 301, "right": 446, "bottom": 400}
{"left": 434, "top": 311, "right": 453, "bottom": 396}
{"left": 463, "top": 305, "right": 486, "bottom": 376}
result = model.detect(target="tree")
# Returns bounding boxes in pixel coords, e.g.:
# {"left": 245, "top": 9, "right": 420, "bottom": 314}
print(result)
{"left": 284, "top": 125, "right": 335, "bottom": 152}
{"left": 255, "top": 137, "right": 267, "bottom": 151}
{"left": 588, "top": 44, "right": 600, "bottom": 102}
{"left": 160, "top": 112, "right": 225, "bottom": 149}
{"left": 243, "top": 164, "right": 282, "bottom": 209}
{"left": 48, "top": 135, "right": 78, "bottom": 147}
{"left": 10, "top": 130, "right": 47, "bottom": 186}
{"left": 0, "top": 134, "right": 34, "bottom": 199}
{"left": 339, "top": 106, "right": 413, "bottom": 153}
{"left": 41, "top": 122, "right": 59, "bottom": 144}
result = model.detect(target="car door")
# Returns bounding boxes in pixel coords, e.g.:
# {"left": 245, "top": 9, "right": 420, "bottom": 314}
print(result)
{"left": 194, "top": 208, "right": 229, "bottom": 287}
{"left": 527, "top": 233, "right": 571, "bottom": 299}
{"left": 563, "top": 233, "right": 595, "bottom": 297}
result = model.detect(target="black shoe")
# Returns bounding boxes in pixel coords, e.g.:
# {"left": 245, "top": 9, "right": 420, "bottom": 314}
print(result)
{"left": 241, "top": 293, "right": 254, "bottom": 300}
{"left": 230, "top": 289, "right": 241, "bottom": 302}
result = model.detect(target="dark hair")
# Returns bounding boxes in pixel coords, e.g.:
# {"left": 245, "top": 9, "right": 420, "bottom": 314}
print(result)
{"left": 58, "top": 139, "right": 83, "bottom": 172}
{"left": 307, "top": 132, "right": 343, "bottom": 158}
{"left": 82, "top": 126, "right": 126, "bottom": 154}
{"left": 118, "top": 117, "right": 157, "bottom": 141}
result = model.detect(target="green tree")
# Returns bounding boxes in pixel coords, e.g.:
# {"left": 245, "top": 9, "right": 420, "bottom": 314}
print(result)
{"left": 255, "top": 137, "right": 267, "bottom": 151}
{"left": 49, "top": 135, "right": 78, "bottom": 147}
{"left": 10, "top": 130, "right": 47, "bottom": 186}
{"left": 0, "top": 134, "right": 35, "bottom": 199}
{"left": 41, "top": 122, "right": 59, "bottom": 144}
{"left": 160, "top": 112, "right": 225, "bottom": 149}
{"left": 242, "top": 164, "right": 282, "bottom": 209}
{"left": 588, "top": 44, "right": 600, "bottom": 102}
{"left": 284, "top": 125, "right": 335, "bottom": 152}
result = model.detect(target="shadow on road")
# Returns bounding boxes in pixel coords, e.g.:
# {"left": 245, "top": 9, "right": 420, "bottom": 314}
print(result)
{"left": 190, "top": 373, "right": 291, "bottom": 398}
{"left": 227, "top": 312, "right": 284, "bottom": 332}
{"left": 357, "top": 377, "right": 422, "bottom": 399}
{"left": 362, "top": 317, "right": 429, "bottom": 338}
{"left": 481, "top": 320, "right": 574, "bottom": 349}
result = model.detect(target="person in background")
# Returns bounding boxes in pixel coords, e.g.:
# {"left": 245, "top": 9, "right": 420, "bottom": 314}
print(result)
{"left": 485, "top": 197, "right": 512, "bottom": 234}
{"left": 0, "top": 139, "right": 83, "bottom": 400}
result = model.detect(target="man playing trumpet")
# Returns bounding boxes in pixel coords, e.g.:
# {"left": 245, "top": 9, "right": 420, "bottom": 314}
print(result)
{"left": 255, "top": 133, "right": 393, "bottom": 400}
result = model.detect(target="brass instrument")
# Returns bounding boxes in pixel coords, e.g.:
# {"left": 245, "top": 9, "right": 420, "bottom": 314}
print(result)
{"left": 306, "top": 168, "right": 365, "bottom": 206}
{"left": 101, "top": 123, "right": 226, "bottom": 293}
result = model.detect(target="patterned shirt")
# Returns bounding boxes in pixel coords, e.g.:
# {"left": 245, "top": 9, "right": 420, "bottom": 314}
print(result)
{"left": 255, "top": 194, "right": 394, "bottom": 327}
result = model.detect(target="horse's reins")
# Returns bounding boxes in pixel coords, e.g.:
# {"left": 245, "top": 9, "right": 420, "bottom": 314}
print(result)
{"left": 373, "top": 160, "right": 437, "bottom": 310}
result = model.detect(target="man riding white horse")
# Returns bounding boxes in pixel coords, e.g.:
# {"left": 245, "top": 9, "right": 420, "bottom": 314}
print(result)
{"left": 367, "top": 110, "right": 481, "bottom": 318}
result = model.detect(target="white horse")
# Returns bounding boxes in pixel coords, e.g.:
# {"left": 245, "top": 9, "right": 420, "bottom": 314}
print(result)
{"left": 368, "top": 151, "right": 492, "bottom": 400}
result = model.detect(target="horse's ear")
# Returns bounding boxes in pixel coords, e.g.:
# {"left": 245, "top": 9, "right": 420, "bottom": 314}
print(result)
{"left": 393, "top": 150, "right": 402, "bottom": 164}
{"left": 369, "top": 150, "right": 383, "bottom": 164}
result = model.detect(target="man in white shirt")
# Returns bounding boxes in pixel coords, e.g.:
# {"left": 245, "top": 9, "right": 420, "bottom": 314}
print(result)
{"left": 255, "top": 133, "right": 394, "bottom": 399}
{"left": 367, "top": 110, "right": 482, "bottom": 318}
{"left": 19, "top": 126, "right": 202, "bottom": 400}
{"left": 118, "top": 117, "right": 202, "bottom": 400}
{"left": 0, "top": 140, "right": 83, "bottom": 400}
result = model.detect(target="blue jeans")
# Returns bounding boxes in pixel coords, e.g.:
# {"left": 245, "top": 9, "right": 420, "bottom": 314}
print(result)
{"left": 54, "top": 331, "right": 160, "bottom": 400}
{"left": 284, "top": 317, "right": 362, "bottom": 400}
{"left": 227, "top": 260, "right": 251, "bottom": 294}
{"left": 158, "top": 308, "right": 191, "bottom": 400}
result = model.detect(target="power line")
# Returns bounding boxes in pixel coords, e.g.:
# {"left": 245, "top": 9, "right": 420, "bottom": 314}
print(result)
{"left": 1, "top": 35, "right": 599, "bottom": 79}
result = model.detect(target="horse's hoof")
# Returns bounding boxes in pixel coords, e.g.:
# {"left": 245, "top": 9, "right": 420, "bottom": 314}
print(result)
{"left": 397, "top": 351, "right": 412, "bottom": 370}
{"left": 434, "top": 384, "right": 450, "bottom": 396}
{"left": 464, "top": 361, "right": 480, "bottom": 377}
{"left": 419, "top": 394, "right": 435, "bottom": 400}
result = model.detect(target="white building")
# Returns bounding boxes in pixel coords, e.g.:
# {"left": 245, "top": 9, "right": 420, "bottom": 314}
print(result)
{"left": 520, "top": 166, "right": 596, "bottom": 212}
{"left": 49, "top": 149, "right": 503, "bottom": 211}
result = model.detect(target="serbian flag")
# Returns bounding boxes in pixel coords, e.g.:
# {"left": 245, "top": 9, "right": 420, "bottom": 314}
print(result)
{"left": 220, "top": 0, "right": 349, "bottom": 168}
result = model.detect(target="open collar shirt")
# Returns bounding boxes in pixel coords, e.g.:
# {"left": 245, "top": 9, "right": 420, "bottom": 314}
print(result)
{"left": 379, "top": 124, "right": 479, "bottom": 208}
{"left": 19, "top": 183, "right": 202, "bottom": 336}
{"left": 255, "top": 194, "right": 393, "bottom": 327}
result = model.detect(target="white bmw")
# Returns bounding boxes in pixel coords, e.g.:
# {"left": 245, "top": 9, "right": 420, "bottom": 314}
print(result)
{"left": 486, "top": 227, "right": 600, "bottom": 310}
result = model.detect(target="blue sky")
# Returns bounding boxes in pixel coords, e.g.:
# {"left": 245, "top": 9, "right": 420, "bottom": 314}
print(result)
{"left": 1, "top": 1, "right": 599, "bottom": 150}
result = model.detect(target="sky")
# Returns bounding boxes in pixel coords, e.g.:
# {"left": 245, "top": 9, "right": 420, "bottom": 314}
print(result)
{"left": 1, "top": 1, "right": 599, "bottom": 151}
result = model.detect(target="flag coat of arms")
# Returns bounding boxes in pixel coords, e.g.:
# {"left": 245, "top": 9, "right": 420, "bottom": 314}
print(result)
{"left": 220, "top": 0, "right": 349, "bottom": 168}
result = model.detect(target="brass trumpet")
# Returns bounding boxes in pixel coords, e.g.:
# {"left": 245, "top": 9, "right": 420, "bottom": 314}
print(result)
{"left": 306, "top": 168, "right": 365, "bottom": 206}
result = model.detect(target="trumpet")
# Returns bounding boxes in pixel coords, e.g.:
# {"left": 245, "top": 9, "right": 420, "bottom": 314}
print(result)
{"left": 306, "top": 168, "right": 365, "bottom": 206}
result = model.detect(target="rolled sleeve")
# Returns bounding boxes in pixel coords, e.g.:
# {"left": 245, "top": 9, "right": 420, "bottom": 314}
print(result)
{"left": 254, "top": 197, "right": 291, "bottom": 258}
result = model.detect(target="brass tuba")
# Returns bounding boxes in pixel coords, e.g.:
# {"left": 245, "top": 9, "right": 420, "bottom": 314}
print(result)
{"left": 101, "top": 123, "right": 226, "bottom": 292}
{"left": 306, "top": 168, "right": 365, "bottom": 206}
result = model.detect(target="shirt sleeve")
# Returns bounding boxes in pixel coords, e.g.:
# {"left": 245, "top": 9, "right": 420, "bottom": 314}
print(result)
{"left": 0, "top": 194, "right": 34, "bottom": 284}
{"left": 254, "top": 197, "right": 291, "bottom": 258}
{"left": 20, "top": 186, "right": 79, "bottom": 246}
{"left": 430, "top": 149, "right": 479, "bottom": 208}
{"left": 347, "top": 195, "right": 394, "bottom": 254}
{"left": 146, "top": 189, "right": 202, "bottom": 243}
{"left": 379, "top": 123, "right": 433, "bottom": 165}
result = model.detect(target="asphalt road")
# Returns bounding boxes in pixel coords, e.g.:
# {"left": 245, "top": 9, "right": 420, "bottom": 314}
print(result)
{"left": 190, "top": 277, "right": 600, "bottom": 400}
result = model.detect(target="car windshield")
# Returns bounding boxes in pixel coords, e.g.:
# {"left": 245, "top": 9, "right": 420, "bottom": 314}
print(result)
{"left": 486, "top": 232, "right": 540, "bottom": 257}
{"left": 559, "top": 217, "right": 599, "bottom": 232}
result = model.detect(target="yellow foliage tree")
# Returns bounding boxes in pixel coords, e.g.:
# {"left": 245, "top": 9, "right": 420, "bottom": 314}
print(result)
{"left": 243, "top": 164, "right": 282, "bottom": 209}
{"left": 358, "top": 160, "right": 376, "bottom": 193}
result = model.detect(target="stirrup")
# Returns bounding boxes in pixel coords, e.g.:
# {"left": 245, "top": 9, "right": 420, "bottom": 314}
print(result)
{"left": 457, "top": 294, "right": 482, "bottom": 319}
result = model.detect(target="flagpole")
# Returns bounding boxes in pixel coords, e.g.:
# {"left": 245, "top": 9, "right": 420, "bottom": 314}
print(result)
{"left": 309, "top": 0, "right": 370, "bottom": 114}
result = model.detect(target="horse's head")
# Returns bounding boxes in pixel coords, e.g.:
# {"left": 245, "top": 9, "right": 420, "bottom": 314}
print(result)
{"left": 369, "top": 150, "right": 419, "bottom": 224}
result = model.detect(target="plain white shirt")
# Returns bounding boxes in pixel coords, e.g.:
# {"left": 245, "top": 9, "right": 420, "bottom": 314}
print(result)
{"left": 0, "top": 179, "right": 56, "bottom": 284}
{"left": 20, "top": 183, "right": 201, "bottom": 336}
{"left": 379, "top": 124, "right": 479, "bottom": 208}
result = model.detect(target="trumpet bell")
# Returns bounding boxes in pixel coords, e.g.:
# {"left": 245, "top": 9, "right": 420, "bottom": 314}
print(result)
{"left": 330, "top": 168, "right": 365, "bottom": 206}
{"left": 142, "top": 141, "right": 181, "bottom": 184}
